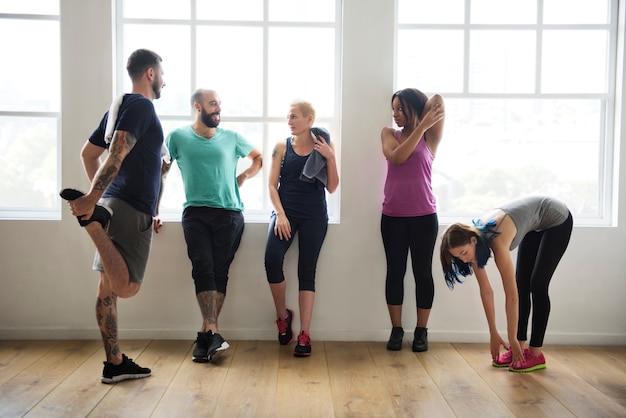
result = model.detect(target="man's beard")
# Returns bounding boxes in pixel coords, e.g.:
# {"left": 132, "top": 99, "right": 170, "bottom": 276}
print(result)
{"left": 201, "top": 107, "right": 220, "bottom": 128}
{"left": 152, "top": 79, "right": 161, "bottom": 99}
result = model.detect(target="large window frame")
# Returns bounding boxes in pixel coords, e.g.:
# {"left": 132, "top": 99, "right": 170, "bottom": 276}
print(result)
{"left": 0, "top": 5, "right": 61, "bottom": 220}
{"left": 114, "top": 0, "right": 343, "bottom": 223}
{"left": 395, "top": 0, "right": 622, "bottom": 226}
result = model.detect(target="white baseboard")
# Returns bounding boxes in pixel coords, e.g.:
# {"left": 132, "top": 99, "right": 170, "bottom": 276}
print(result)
{"left": 1, "top": 328, "right": 625, "bottom": 345}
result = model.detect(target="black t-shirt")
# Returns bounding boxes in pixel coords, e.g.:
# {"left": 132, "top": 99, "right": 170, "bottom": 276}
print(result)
{"left": 88, "top": 94, "right": 163, "bottom": 216}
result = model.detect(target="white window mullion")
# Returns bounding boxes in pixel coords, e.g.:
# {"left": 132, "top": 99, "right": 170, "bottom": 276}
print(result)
{"left": 464, "top": 0, "right": 471, "bottom": 94}
{"left": 262, "top": 0, "right": 271, "bottom": 214}
{"left": 536, "top": 0, "right": 544, "bottom": 94}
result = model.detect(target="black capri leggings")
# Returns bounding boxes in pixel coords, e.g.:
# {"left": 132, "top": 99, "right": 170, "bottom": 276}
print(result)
{"left": 381, "top": 213, "right": 438, "bottom": 308}
{"left": 516, "top": 212, "right": 573, "bottom": 347}
{"left": 264, "top": 213, "right": 328, "bottom": 292}
{"left": 182, "top": 206, "right": 245, "bottom": 295}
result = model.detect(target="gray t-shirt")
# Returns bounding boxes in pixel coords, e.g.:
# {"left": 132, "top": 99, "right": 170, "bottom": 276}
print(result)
{"left": 497, "top": 196, "right": 569, "bottom": 250}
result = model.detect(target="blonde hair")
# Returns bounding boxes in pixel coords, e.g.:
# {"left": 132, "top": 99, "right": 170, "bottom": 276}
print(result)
{"left": 290, "top": 100, "right": 316, "bottom": 121}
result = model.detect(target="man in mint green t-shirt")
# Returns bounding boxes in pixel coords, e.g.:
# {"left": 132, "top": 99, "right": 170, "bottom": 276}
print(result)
{"left": 165, "top": 89, "right": 262, "bottom": 363}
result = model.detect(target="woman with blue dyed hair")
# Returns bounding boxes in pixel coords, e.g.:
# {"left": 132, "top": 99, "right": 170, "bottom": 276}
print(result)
{"left": 440, "top": 196, "right": 572, "bottom": 372}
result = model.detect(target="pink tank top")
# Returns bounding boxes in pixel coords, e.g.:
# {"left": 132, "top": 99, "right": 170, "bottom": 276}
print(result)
{"left": 382, "top": 130, "right": 436, "bottom": 217}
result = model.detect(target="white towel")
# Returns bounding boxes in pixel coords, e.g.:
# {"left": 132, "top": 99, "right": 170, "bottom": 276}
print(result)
{"left": 104, "top": 93, "right": 171, "bottom": 164}
{"left": 104, "top": 94, "right": 124, "bottom": 144}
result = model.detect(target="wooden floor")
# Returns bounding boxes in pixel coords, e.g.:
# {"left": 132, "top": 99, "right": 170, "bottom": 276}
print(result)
{"left": 0, "top": 340, "right": 624, "bottom": 418}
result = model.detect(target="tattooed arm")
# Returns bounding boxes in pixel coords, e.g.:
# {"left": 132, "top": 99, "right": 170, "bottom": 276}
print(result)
{"left": 73, "top": 130, "right": 137, "bottom": 220}
{"left": 156, "top": 157, "right": 171, "bottom": 212}
{"left": 268, "top": 142, "right": 291, "bottom": 240}
{"left": 153, "top": 157, "right": 171, "bottom": 233}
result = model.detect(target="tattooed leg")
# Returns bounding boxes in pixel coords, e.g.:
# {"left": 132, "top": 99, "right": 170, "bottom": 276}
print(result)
{"left": 96, "top": 274, "right": 121, "bottom": 364}
{"left": 197, "top": 290, "right": 226, "bottom": 333}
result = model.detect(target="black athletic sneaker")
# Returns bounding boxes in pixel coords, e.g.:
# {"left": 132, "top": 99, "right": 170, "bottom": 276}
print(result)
{"left": 206, "top": 330, "right": 229, "bottom": 361}
{"left": 386, "top": 326, "right": 404, "bottom": 351}
{"left": 101, "top": 353, "right": 151, "bottom": 384}
{"left": 59, "top": 188, "right": 112, "bottom": 229}
{"left": 294, "top": 331, "right": 312, "bottom": 357}
{"left": 193, "top": 332, "right": 209, "bottom": 363}
{"left": 412, "top": 327, "right": 428, "bottom": 352}
{"left": 78, "top": 205, "right": 112, "bottom": 228}
{"left": 276, "top": 309, "right": 294, "bottom": 345}
{"left": 59, "top": 188, "right": 85, "bottom": 201}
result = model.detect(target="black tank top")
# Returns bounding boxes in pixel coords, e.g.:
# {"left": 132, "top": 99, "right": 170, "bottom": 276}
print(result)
{"left": 278, "top": 137, "right": 328, "bottom": 220}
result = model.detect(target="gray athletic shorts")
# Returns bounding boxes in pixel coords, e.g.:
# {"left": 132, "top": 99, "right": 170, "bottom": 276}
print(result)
{"left": 92, "top": 197, "right": 153, "bottom": 283}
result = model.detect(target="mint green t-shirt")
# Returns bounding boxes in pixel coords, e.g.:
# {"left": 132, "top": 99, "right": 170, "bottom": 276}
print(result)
{"left": 166, "top": 125, "right": 255, "bottom": 211}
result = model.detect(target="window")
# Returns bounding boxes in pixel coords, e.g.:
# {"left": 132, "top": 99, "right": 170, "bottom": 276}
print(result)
{"left": 0, "top": 1, "right": 60, "bottom": 219}
{"left": 115, "top": 0, "right": 342, "bottom": 222}
{"left": 396, "top": 0, "right": 618, "bottom": 225}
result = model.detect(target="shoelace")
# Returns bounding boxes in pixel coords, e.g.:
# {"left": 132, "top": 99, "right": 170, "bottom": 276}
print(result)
{"left": 297, "top": 332, "right": 310, "bottom": 346}
{"left": 276, "top": 316, "right": 288, "bottom": 334}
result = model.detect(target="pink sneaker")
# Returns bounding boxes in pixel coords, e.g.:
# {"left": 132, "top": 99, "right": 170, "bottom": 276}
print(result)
{"left": 492, "top": 348, "right": 513, "bottom": 368}
{"left": 492, "top": 348, "right": 530, "bottom": 368}
{"left": 509, "top": 350, "right": 546, "bottom": 373}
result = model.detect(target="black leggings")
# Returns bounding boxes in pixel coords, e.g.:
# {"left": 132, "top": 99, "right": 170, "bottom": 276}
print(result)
{"left": 381, "top": 213, "right": 438, "bottom": 308}
{"left": 516, "top": 212, "right": 573, "bottom": 347}
{"left": 264, "top": 214, "right": 328, "bottom": 292}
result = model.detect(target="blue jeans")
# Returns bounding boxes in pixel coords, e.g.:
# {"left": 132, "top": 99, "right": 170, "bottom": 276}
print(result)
{"left": 182, "top": 206, "right": 244, "bottom": 295}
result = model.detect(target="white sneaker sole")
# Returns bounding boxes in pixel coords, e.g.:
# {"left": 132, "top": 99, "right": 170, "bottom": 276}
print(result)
{"left": 101, "top": 372, "right": 151, "bottom": 384}
{"left": 208, "top": 341, "right": 230, "bottom": 361}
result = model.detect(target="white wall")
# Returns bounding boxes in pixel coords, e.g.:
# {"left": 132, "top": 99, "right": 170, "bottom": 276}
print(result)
{"left": 1, "top": 0, "right": 624, "bottom": 345}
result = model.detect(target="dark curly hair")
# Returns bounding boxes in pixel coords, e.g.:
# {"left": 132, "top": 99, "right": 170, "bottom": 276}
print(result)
{"left": 391, "top": 88, "right": 429, "bottom": 122}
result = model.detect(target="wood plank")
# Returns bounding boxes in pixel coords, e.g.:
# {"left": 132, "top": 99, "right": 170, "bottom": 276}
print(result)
{"left": 419, "top": 342, "right": 514, "bottom": 417}
{"left": 275, "top": 341, "right": 334, "bottom": 418}
{"left": 88, "top": 340, "right": 189, "bottom": 418}
{"left": 325, "top": 341, "right": 397, "bottom": 417}
{"left": 453, "top": 343, "right": 574, "bottom": 417}
{"left": 23, "top": 340, "right": 150, "bottom": 418}
{"left": 545, "top": 345, "right": 626, "bottom": 411}
{"left": 0, "top": 340, "right": 101, "bottom": 418}
{"left": 151, "top": 340, "right": 236, "bottom": 418}
{"left": 584, "top": 345, "right": 626, "bottom": 371}
{"left": 529, "top": 346, "right": 626, "bottom": 417}
{"left": 212, "top": 340, "right": 279, "bottom": 417}
{"left": 0, "top": 340, "right": 623, "bottom": 417}
{"left": 0, "top": 340, "right": 59, "bottom": 386}
{"left": 367, "top": 342, "right": 455, "bottom": 418}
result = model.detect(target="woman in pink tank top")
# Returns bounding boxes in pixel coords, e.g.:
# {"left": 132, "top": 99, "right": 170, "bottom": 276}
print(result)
{"left": 380, "top": 88, "right": 445, "bottom": 352}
